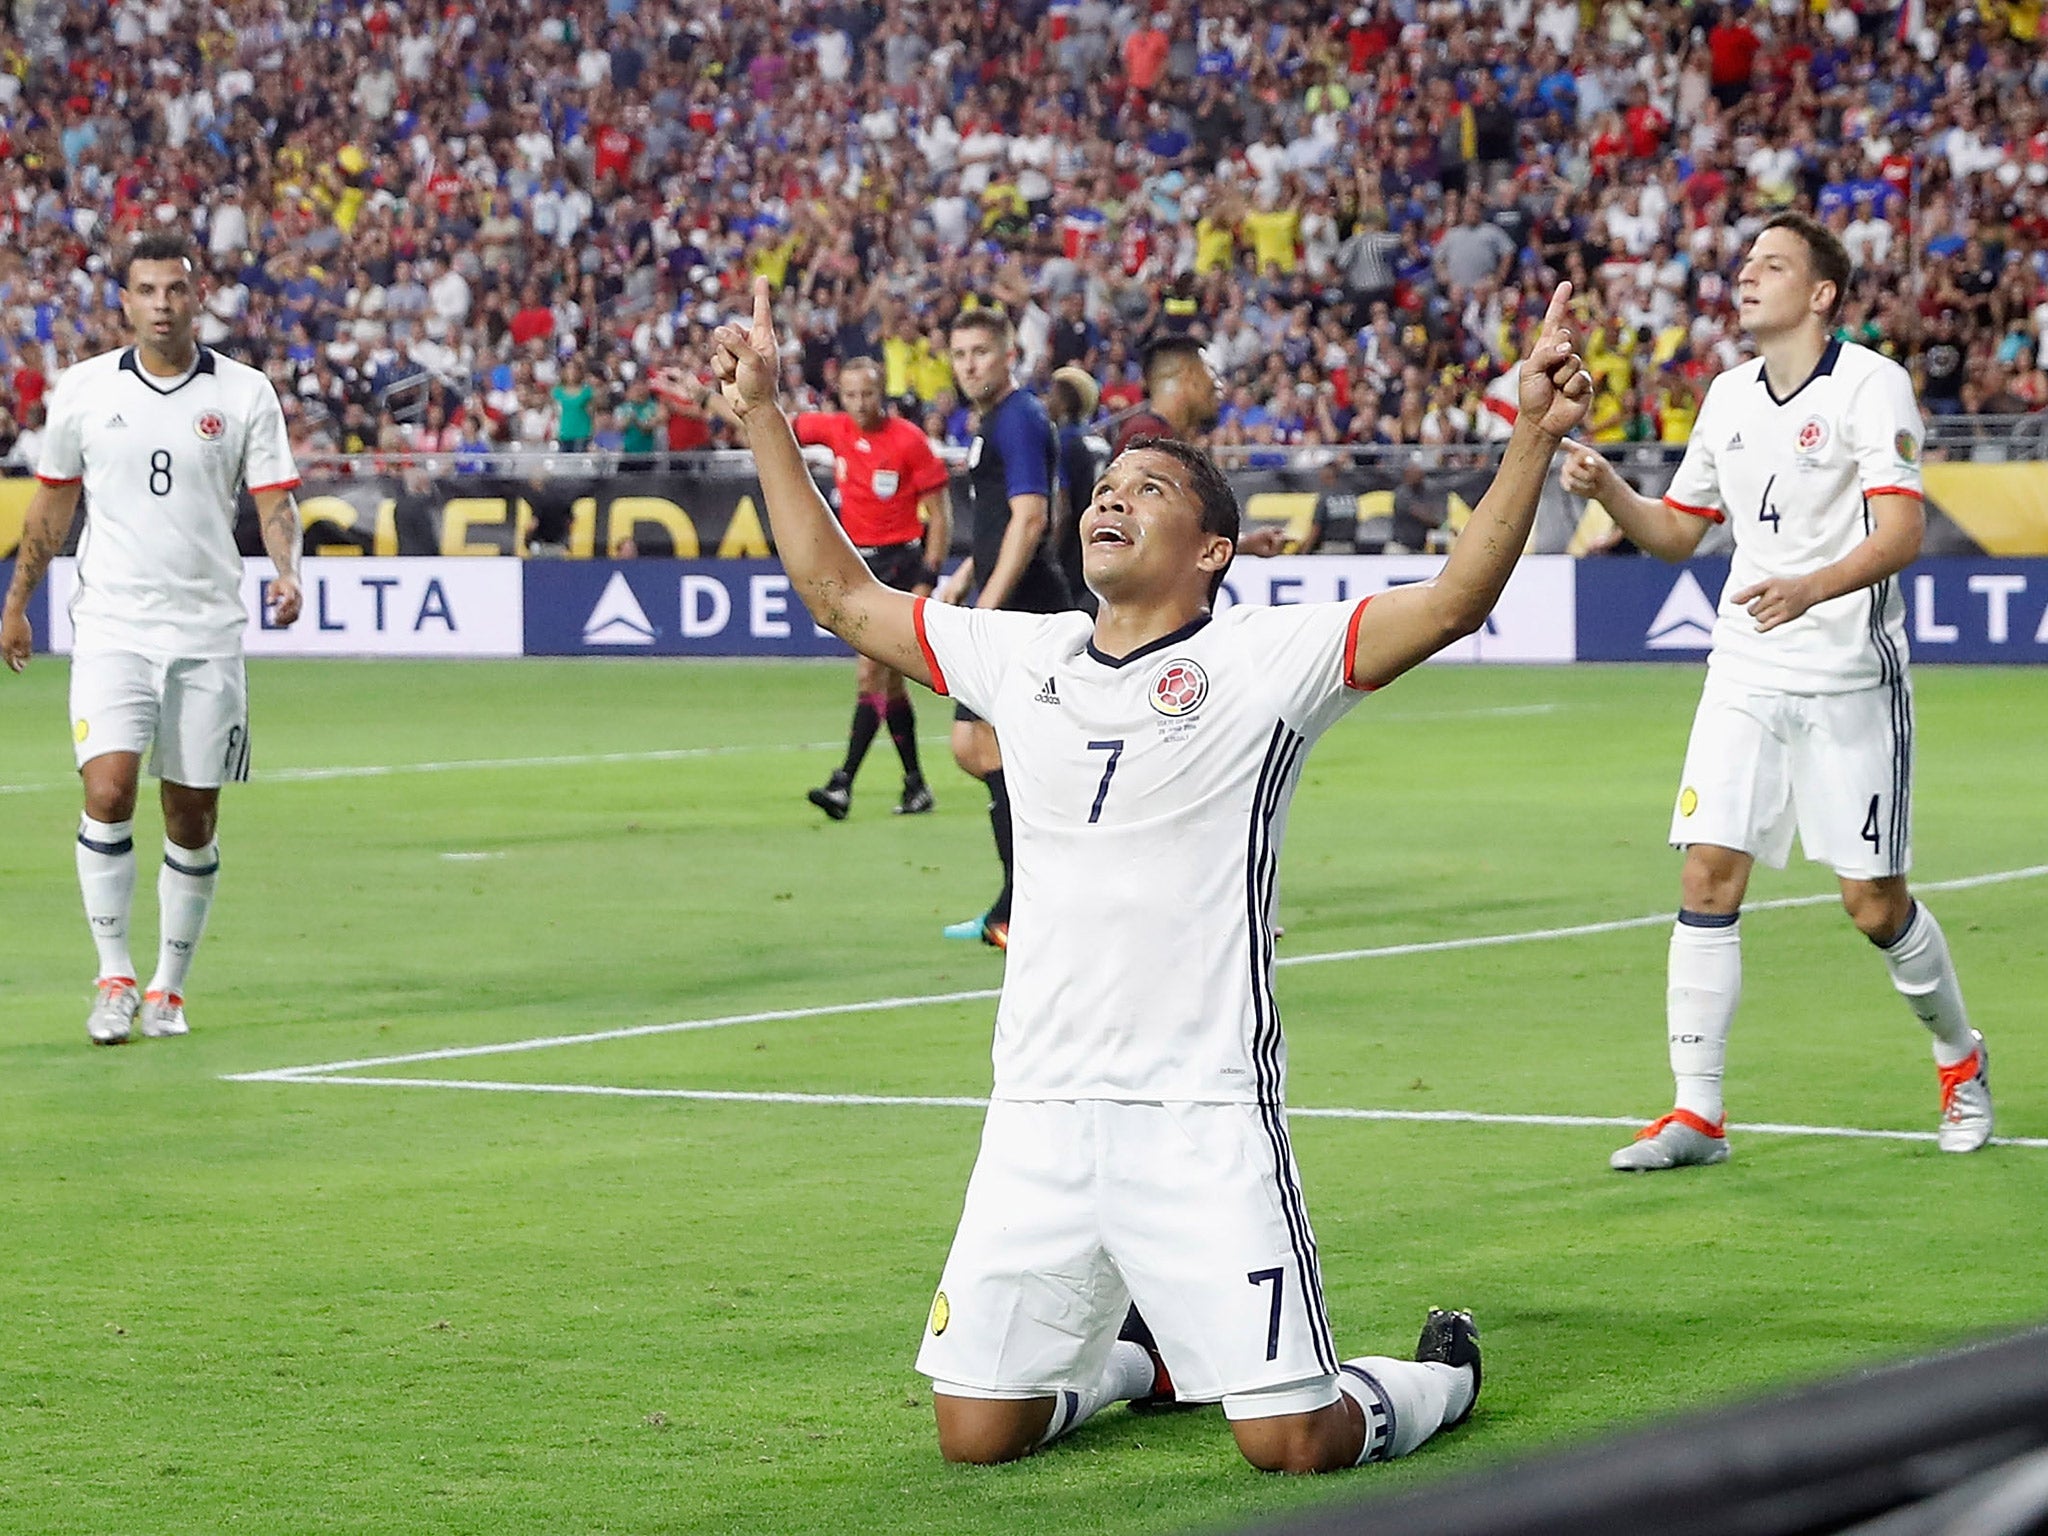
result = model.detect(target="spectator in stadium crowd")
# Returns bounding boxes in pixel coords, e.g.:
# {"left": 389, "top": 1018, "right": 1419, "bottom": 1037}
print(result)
{"left": 0, "top": 0, "right": 2042, "bottom": 493}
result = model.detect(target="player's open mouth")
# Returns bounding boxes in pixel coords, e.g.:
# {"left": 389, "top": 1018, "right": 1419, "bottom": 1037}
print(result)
{"left": 1088, "top": 525, "right": 1132, "bottom": 548}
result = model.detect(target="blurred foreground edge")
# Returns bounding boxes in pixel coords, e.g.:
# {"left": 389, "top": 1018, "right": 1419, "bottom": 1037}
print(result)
{"left": 1227, "top": 1323, "right": 2048, "bottom": 1536}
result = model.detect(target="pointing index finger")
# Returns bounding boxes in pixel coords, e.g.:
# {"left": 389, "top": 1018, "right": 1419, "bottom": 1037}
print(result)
{"left": 1541, "top": 280, "right": 1573, "bottom": 336}
{"left": 752, "top": 276, "right": 775, "bottom": 344}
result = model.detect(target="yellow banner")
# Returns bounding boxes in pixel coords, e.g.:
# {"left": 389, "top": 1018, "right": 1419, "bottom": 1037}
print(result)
{"left": 1923, "top": 463, "right": 2048, "bottom": 556}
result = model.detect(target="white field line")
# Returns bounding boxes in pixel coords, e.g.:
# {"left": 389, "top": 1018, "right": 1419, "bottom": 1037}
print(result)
{"left": 225, "top": 1075, "right": 2048, "bottom": 1150}
{"left": 0, "top": 739, "right": 848, "bottom": 795}
{"left": 0, "top": 701, "right": 1564, "bottom": 796}
{"left": 225, "top": 860, "right": 2048, "bottom": 1084}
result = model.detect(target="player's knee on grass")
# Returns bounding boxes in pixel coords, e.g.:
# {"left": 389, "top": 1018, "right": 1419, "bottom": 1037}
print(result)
{"left": 1230, "top": 1401, "right": 1358, "bottom": 1476}
{"left": 160, "top": 782, "right": 220, "bottom": 849}
{"left": 80, "top": 753, "right": 143, "bottom": 823}
{"left": 932, "top": 1392, "right": 1054, "bottom": 1465}
{"left": 1841, "top": 876, "right": 1912, "bottom": 942}
{"left": 1679, "top": 844, "right": 1751, "bottom": 914}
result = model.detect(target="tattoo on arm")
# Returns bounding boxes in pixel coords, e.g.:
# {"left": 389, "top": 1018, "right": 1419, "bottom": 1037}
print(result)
{"left": 257, "top": 495, "right": 302, "bottom": 574}
{"left": 6, "top": 490, "right": 78, "bottom": 603}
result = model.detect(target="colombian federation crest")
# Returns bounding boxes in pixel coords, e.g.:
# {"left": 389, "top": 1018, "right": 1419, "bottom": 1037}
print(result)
{"left": 193, "top": 409, "right": 227, "bottom": 441}
{"left": 1149, "top": 658, "right": 1208, "bottom": 717}
{"left": 1795, "top": 415, "right": 1829, "bottom": 455}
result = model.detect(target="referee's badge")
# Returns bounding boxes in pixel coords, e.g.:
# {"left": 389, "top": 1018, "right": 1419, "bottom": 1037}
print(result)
{"left": 193, "top": 409, "right": 227, "bottom": 441}
{"left": 1149, "top": 658, "right": 1208, "bottom": 717}
{"left": 928, "top": 1291, "right": 950, "bottom": 1336}
{"left": 872, "top": 470, "right": 899, "bottom": 498}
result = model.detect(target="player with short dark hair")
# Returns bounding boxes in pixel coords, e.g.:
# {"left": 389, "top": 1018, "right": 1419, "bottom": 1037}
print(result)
{"left": 710, "top": 275, "right": 1593, "bottom": 1474}
{"left": 1562, "top": 217, "right": 1993, "bottom": 1168}
{"left": 1, "top": 233, "right": 304, "bottom": 1044}
{"left": 935, "top": 306, "right": 1070, "bottom": 949}
{"left": 1111, "top": 336, "right": 1220, "bottom": 456}
{"left": 1110, "top": 336, "right": 1288, "bottom": 557}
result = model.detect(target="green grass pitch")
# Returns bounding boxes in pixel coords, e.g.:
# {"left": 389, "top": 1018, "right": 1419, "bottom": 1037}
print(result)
{"left": 3, "top": 656, "right": 2044, "bottom": 1535}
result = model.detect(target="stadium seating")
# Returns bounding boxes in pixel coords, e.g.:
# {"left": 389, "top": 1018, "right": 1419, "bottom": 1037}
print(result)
{"left": 0, "top": 0, "right": 2042, "bottom": 477}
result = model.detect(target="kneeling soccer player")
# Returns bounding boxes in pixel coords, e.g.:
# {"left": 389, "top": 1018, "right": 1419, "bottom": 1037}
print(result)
{"left": 711, "top": 276, "right": 1592, "bottom": 1471}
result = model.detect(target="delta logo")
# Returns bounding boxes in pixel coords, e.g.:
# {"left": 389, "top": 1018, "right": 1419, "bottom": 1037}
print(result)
{"left": 1149, "top": 658, "right": 1208, "bottom": 717}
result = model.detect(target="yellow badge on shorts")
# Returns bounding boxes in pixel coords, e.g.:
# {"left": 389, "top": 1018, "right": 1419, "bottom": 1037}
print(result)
{"left": 1679, "top": 787, "right": 1699, "bottom": 817}
{"left": 73, "top": 718, "right": 90, "bottom": 744}
{"left": 928, "top": 1291, "right": 950, "bottom": 1336}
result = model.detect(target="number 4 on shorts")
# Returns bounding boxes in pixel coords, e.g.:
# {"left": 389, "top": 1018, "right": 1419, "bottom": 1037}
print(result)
{"left": 1862, "top": 793, "right": 1881, "bottom": 853}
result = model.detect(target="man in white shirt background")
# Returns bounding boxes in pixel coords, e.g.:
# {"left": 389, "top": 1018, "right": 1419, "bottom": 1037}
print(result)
{"left": 1562, "top": 212, "right": 1993, "bottom": 1170}
{"left": 2, "top": 232, "right": 305, "bottom": 1047}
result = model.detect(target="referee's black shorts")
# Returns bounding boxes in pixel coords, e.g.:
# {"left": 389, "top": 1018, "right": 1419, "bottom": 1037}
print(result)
{"left": 860, "top": 539, "right": 930, "bottom": 593}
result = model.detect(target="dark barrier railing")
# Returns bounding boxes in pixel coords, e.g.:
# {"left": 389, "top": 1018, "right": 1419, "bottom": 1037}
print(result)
{"left": 281, "top": 411, "right": 2048, "bottom": 483}
{"left": 1227, "top": 1324, "right": 2048, "bottom": 1536}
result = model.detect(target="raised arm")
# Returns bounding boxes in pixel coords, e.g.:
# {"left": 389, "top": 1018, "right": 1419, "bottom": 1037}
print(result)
{"left": 1347, "top": 282, "right": 1592, "bottom": 691}
{"left": 711, "top": 278, "right": 932, "bottom": 684}
{"left": 1, "top": 479, "right": 83, "bottom": 673}
{"left": 1557, "top": 442, "right": 1714, "bottom": 561}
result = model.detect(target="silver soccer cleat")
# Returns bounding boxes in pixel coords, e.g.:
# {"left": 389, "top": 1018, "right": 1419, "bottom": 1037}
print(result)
{"left": 1936, "top": 1032, "right": 1992, "bottom": 1154}
{"left": 86, "top": 977, "right": 140, "bottom": 1046}
{"left": 1610, "top": 1110, "right": 1730, "bottom": 1171}
{"left": 139, "top": 990, "right": 190, "bottom": 1038}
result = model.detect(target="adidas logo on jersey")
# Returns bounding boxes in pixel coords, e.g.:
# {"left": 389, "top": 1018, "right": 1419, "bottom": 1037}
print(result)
{"left": 105, "top": 414, "right": 127, "bottom": 429}
{"left": 1033, "top": 676, "right": 1061, "bottom": 705}
{"left": 1725, "top": 432, "right": 1744, "bottom": 451}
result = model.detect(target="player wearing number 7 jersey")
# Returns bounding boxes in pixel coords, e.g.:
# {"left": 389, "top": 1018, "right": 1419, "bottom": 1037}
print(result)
{"left": 1561, "top": 212, "right": 1992, "bottom": 1169}
{"left": 0, "top": 232, "right": 304, "bottom": 1047}
{"left": 712, "top": 274, "right": 1594, "bottom": 1473}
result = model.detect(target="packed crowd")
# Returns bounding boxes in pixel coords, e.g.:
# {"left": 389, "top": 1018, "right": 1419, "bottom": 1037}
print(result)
{"left": 1, "top": 0, "right": 2046, "bottom": 477}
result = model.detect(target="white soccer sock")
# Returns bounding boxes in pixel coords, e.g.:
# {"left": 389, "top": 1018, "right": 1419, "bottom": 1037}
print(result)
{"left": 1035, "top": 1341, "right": 1157, "bottom": 1447}
{"left": 149, "top": 839, "right": 220, "bottom": 998}
{"left": 77, "top": 816, "right": 137, "bottom": 980}
{"left": 1336, "top": 1357, "right": 1471, "bottom": 1463}
{"left": 1877, "top": 901, "right": 1976, "bottom": 1067}
{"left": 1668, "top": 913, "right": 1742, "bottom": 1123}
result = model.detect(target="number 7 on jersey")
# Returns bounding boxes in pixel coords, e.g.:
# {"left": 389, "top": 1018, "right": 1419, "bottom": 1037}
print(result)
{"left": 1085, "top": 739, "right": 1124, "bottom": 825}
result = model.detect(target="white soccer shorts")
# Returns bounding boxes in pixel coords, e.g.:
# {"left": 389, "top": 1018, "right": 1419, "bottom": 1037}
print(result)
{"left": 1669, "top": 671, "right": 1912, "bottom": 880}
{"left": 69, "top": 650, "right": 251, "bottom": 788}
{"left": 916, "top": 1098, "right": 1344, "bottom": 1415}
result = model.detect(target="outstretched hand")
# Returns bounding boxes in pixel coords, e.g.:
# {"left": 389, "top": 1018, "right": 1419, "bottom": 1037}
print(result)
{"left": 709, "top": 276, "right": 781, "bottom": 422}
{"left": 1517, "top": 282, "right": 1595, "bottom": 439}
{"left": 652, "top": 364, "right": 739, "bottom": 426}
{"left": 1558, "top": 439, "right": 1618, "bottom": 501}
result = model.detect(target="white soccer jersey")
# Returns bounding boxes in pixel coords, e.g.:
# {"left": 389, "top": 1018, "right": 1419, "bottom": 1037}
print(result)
{"left": 916, "top": 595, "right": 1374, "bottom": 1104}
{"left": 1662, "top": 339, "right": 1923, "bottom": 694}
{"left": 38, "top": 346, "right": 299, "bottom": 658}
